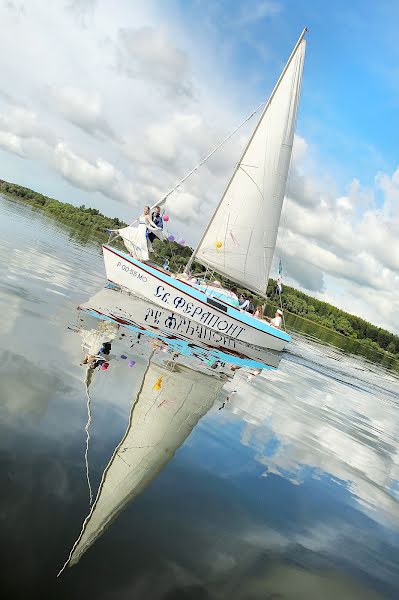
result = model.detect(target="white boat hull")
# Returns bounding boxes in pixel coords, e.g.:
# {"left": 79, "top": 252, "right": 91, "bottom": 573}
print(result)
{"left": 103, "top": 245, "right": 290, "bottom": 353}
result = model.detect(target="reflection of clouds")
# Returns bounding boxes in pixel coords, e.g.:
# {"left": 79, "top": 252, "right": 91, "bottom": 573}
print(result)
{"left": 0, "top": 287, "right": 21, "bottom": 335}
{"left": 0, "top": 200, "right": 105, "bottom": 308}
{"left": 0, "top": 350, "right": 71, "bottom": 422}
{"left": 226, "top": 353, "right": 399, "bottom": 524}
{"left": 11, "top": 246, "right": 74, "bottom": 293}
{"left": 219, "top": 559, "right": 383, "bottom": 600}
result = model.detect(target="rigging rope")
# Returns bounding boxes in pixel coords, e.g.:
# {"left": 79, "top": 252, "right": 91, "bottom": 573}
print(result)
{"left": 109, "top": 100, "right": 264, "bottom": 244}
{"left": 275, "top": 193, "right": 290, "bottom": 333}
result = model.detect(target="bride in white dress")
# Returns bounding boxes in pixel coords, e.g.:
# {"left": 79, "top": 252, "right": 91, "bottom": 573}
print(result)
{"left": 118, "top": 206, "right": 163, "bottom": 261}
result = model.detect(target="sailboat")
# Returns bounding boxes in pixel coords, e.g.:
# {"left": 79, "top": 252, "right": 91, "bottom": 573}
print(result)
{"left": 102, "top": 30, "right": 306, "bottom": 353}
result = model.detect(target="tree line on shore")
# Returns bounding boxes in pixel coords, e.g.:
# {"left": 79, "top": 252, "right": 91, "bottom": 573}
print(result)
{"left": 1, "top": 178, "right": 398, "bottom": 356}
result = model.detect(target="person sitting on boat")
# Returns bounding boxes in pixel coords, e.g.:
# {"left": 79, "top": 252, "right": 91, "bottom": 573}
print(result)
{"left": 265, "top": 309, "right": 283, "bottom": 328}
{"left": 254, "top": 305, "right": 264, "bottom": 319}
{"left": 272, "top": 275, "right": 283, "bottom": 297}
{"left": 239, "top": 295, "right": 255, "bottom": 314}
{"left": 239, "top": 294, "right": 249, "bottom": 310}
{"left": 148, "top": 206, "right": 163, "bottom": 243}
{"left": 230, "top": 287, "right": 240, "bottom": 307}
{"left": 247, "top": 296, "right": 255, "bottom": 314}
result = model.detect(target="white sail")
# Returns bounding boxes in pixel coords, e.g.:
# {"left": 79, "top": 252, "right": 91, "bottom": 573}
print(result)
{"left": 64, "top": 359, "right": 226, "bottom": 567}
{"left": 193, "top": 39, "right": 306, "bottom": 294}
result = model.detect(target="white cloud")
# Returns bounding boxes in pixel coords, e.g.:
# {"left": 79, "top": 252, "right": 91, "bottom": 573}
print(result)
{"left": 277, "top": 139, "right": 399, "bottom": 331}
{"left": 53, "top": 142, "right": 134, "bottom": 204}
{"left": 50, "top": 85, "right": 117, "bottom": 140}
{"left": 116, "top": 26, "right": 193, "bottom": 98}
{"left": 66, "top": 0, "right": 98, "bottom": 27}
{"left": 235, "top": 1, "right": 282, "bottom": 27}
{"left": 0, "top": 130, "right": 25, "bottom": 158}
{"left": 0, "top": 105, "right": 55, "bottom": 145}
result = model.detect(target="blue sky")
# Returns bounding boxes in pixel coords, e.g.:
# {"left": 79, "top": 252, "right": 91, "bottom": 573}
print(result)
{"left": 0, "top": 0, "right": 398, "bottom": 332}
{"left": 173, "top": 0, "right": 399, "bottom": 188}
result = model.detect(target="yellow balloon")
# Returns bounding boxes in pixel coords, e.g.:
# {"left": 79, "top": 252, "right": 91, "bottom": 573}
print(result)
{"left": 216, "top": 241, "right": 222, "bottom": 249}
{"left": 152, "top": 376, "right": 163, "bottom": 391}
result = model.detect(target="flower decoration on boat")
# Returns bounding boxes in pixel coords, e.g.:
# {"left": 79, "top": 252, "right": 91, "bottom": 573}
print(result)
{"left": 216, "top": 241, "right": 222, "bottom": 249}
{"left": 127, "top": 360, "right": 136, "bottom": 367}
{"left": 168, "top": 234, "right": 175, "bottom": 242}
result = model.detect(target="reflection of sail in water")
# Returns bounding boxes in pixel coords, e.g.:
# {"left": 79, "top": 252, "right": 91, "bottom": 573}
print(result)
{"left": 61, "top": 356, "right": 228, "bottom": 570}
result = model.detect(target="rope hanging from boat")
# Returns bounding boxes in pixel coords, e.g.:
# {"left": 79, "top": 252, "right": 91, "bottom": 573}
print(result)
{"left": 109, "top": 100, "right": 265, "bottom": 244}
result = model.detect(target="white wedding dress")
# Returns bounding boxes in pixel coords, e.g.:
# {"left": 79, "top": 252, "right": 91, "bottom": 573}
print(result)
{"left": 118, "top": 216, "right": 164, "bottom": 261}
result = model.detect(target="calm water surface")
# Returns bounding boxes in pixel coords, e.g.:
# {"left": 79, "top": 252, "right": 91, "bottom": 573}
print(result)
{"left": 1, "top": 196, "right": 399, "bottom": 599}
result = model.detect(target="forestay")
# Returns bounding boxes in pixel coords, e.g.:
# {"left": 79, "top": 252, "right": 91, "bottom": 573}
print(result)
{"left": 193, "top": 39, "right": 306, "bottom": 295}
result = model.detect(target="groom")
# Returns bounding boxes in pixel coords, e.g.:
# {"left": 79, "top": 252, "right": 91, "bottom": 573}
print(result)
{"left": 148, "top": 206, "right": 163, "bottom": 243}
{"left": 148, "top": 206, "right": 163, "bottom": 244}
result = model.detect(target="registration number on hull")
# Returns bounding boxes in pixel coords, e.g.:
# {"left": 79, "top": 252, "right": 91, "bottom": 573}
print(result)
{"left": 116, "top": 261, "right": 148, "bottom": 282}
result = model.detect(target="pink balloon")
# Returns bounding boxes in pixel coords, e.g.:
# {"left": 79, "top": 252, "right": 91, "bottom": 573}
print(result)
{"left": 163, "top": 214, "right": 169, "bottom": 222}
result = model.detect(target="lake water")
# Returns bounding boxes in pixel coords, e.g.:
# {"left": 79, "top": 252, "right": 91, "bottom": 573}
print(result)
{"left": 1, "top": 195, "right": 399, "bottom": 599}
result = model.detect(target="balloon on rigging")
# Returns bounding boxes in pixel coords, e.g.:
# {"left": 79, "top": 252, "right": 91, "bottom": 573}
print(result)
{"left": 153, "top": 376, "right": 163, "bottom": 390}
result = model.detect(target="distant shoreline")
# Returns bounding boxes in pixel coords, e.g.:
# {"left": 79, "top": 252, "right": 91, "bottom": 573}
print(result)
{"left": 1, "top": 178, "right": 398, "bottom": 361}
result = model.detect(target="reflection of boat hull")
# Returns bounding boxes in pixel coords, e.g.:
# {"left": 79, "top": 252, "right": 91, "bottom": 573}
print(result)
{"left": 79, "top": 286, "right": 282, "bottom": 370}
{"left": 103, "top": 245, "right": 290, "bottom": 352}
